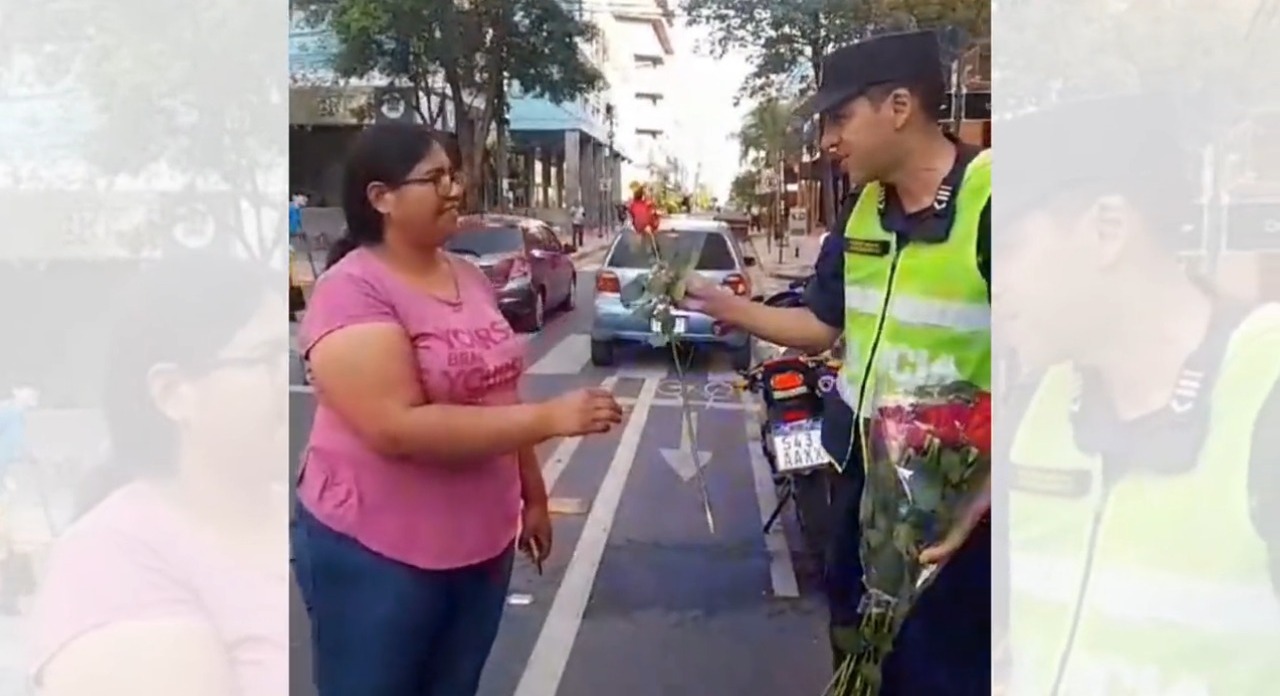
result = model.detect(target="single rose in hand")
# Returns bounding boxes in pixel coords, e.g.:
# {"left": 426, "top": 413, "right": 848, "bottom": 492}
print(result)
{"left": 519, "top": 502, "right": 553, "bottom": 565}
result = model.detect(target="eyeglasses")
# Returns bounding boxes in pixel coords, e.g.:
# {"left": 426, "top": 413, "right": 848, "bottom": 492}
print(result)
{"left": 399, "top": 168, "right": 466, "bottom": 193}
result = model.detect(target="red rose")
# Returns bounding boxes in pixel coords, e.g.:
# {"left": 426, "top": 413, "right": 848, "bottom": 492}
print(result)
{"left": 963, "top": 391, "right": 992, "bottom": 457}
{"left": 917, "top": 403, "right": 964, "bottom": 448}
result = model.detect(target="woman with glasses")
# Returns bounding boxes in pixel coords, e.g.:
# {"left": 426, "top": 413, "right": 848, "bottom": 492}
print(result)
{"left": 295, "top": 122, "right": 623, "bottom": 696}
{"left": 30, "top": 255, "right": 288, "bottom": 695}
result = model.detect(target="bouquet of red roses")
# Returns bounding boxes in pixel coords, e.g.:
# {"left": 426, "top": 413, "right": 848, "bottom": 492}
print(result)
{"left": 828, "top": 381, "right": 991, "bottom": 696}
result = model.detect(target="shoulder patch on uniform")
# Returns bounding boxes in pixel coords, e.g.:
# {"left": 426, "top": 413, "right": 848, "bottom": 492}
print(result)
{"left": 845, "top": 238, "right": 891, "bottom": 256}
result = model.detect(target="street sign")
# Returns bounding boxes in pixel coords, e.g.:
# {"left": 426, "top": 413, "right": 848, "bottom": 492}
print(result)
{"left": 788, "top": 207, "right": 808, "bottom": 234}
{"left": 1223, "top": 199, "right": 1280, "bottom": 251}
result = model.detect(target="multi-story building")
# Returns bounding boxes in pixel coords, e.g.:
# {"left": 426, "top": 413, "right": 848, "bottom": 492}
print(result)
{"left": 598, "top": 0, "right": 680, "bottom": 192}
{"left": 289, "top": 11, "right": 462, "bottom": 207}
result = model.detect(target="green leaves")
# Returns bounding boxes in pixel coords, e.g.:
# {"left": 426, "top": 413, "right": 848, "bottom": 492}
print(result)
{"left": 296, "top": 0, "right": 605, "bottom": 207}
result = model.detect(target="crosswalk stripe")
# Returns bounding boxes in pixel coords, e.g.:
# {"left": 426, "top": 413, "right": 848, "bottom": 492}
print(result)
{"left": 527, "top": 334, "right": 592, "bottom": 375}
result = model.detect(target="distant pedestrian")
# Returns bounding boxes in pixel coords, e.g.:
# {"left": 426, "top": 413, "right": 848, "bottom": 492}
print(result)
{"left": 290, "top": 192, "right": 319, "bottom": 279}
{"left": 570, "top": 203, "right": 586, "bottom": 246}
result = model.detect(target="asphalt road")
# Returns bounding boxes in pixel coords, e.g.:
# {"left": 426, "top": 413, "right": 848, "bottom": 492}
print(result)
{"left": 288, "top": 262, "right": 833, "bottom": 696}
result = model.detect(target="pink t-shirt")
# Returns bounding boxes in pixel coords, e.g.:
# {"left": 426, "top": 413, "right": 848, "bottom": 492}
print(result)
{"left": 297, "top": 248, "right": 524, "bottom": 570}
{"left": 29, "top": 483, "right": 288, "bottom": 694}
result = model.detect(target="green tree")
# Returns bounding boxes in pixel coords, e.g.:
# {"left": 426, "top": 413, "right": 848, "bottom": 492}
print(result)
{"left": 872, "top": 0, "right": 988, "bottom": 39}
{"left": 682, "top": 0, "right": 877, "bottom": 103}
{"left": 0, "top": 0, "right": 284, "bottom": 259}
{"left": 729, "top": 169, "right": 761, "bottom": 209}
{"left": 735, "top": 99, "right": 800, "bottom": 170}
{"left": 297, "top": 0, "right": 605, "bottom": 208}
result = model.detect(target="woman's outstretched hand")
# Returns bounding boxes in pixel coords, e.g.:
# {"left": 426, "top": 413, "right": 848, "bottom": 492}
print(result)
{"left": 542, "top": 388, "right": 623, "bottom": 437}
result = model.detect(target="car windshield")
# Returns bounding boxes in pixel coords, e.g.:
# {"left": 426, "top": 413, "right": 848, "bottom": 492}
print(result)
{"left": 446, "top": 226, "right": 524, "bottom": 255}
{"left": 606, "top": 230, "right": 737, "bottom": 270}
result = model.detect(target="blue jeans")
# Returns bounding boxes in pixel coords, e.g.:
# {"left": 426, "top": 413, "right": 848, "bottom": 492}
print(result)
{"left": 291, "top": 505, "right": 514, "bottom": 696}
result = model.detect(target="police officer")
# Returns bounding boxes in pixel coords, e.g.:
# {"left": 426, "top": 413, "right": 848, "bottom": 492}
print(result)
{"left": 1001, "top": 95, "right": 1280, "bottom": 694}
{"left": 683, "top": 30, "right": 991, "bottom": 693}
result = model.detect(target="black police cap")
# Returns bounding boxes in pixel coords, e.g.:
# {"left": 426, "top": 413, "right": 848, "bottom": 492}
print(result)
{"left": 1001, "top": 93, "right": 1199, "bottom": 222}
{"left": 795, "top": 30, "right": 946, "bottom": 120}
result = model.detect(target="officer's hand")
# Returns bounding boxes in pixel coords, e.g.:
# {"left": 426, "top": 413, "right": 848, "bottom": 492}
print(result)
{"left": 918, "top": 478, "right": 990, "bottom": 566}
{"left": 678, "top": 273, "right": 736, "bottom": 319}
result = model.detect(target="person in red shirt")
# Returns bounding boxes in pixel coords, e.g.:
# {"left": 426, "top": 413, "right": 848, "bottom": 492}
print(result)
{"left": 628, "top": 185, "right": 659, "bottom": 233}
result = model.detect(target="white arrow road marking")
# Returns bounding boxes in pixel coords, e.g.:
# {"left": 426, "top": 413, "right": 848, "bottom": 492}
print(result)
{"left": 514, "top": 378, "right": 658, "bottom": 696}
{"left": 658, "top": 410, "right": 712, "bottom": 481}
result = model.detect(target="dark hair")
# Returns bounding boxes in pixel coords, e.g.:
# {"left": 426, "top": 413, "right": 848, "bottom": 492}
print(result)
{"left": 632, "top": 187, "right": 645, "bottom": 202}
{"left": 326, "top": 122, "right": 447, "bottom": 269}
{"left": 75, "top": 252, "right": 277, "bottom": 515}
{"left": 865, "top": 80, "right": 947, "bottom": 122}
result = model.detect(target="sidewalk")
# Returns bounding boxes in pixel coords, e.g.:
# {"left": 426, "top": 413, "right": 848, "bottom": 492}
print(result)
{"left": 747, "top": 232, "right": 823, "bottom": 281}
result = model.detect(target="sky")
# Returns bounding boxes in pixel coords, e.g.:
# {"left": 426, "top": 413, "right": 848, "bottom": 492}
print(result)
{"left": 668, "top": 23, "right": 753, "bottom": 203}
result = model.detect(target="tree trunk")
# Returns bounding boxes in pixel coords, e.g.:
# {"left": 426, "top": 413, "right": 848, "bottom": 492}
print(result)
{"left": 810, "top": 47, "right": 837, "bottom": 230}
{"left": 495, "top": 78, "right": 508, "bottom": 212}
{"left": 447, "top": 72, "right": 485, "bottom": 213}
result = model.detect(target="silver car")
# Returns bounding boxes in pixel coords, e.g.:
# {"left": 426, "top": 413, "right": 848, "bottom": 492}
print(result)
{"left": 589, "top": 217, "right": 757, "bottom": 368}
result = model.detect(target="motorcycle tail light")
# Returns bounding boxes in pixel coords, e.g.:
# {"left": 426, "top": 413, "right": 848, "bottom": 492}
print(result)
{"left": 769, "top": 372, "right": 804, "bottom": 392}
{"left": 596, "top": 271, "right": 621, "bottom": 294}
{"left": 780, "top": 408, "right": 811, "bottom": 423}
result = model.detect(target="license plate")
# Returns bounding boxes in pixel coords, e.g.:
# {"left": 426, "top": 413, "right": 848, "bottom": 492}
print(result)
{"left": 652, "top": 317, "right": 687, "bottom": 334}
{"left": 771, "top": 418, "right": 828, "bottom": 473}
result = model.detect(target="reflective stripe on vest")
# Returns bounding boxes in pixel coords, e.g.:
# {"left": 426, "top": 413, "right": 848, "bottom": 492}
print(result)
{"left": 1010, "top": 303, "right": 1280, "bottom": 695}
{"left": 838, "top": 149, "right": 992, "bottom": 419}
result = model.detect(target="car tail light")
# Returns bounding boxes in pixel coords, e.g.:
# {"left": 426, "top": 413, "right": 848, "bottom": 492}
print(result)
{"left": 486, "top": 257, "right": 530, "bottom": 288}
{"left": 723, "top": 273, "right": 749, "bottom": 296}
{"left": 596, "top": 271, "right": 621, "bottom": 294}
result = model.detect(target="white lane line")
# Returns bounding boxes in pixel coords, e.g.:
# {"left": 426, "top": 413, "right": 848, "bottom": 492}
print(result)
{"left": 540, "top": 375, "right": 618, "bottom": 490}
{"left": 527, "top": 334, "right": 592, "bottom": 375}
{"left": 513, "top": 378, "right": 658, "bottom": 696}
{"left": 615, "top": 396, "right": 757, "bottom": 412}
{"left": 742, "top": 391, "right": 800, "bottom": 598}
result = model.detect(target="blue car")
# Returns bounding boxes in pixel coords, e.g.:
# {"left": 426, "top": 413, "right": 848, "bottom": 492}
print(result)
{"left": 589, "top": 217, "right": 757, "bottom": 369}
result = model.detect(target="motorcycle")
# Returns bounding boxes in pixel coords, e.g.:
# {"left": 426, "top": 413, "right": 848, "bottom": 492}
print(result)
{"left": 738, "top": 276, "right": 838, "bottom": 564}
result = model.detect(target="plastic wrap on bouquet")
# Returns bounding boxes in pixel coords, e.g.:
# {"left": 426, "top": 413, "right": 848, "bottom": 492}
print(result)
{"left": 828, "top": 380, "right": 991, "bottom": 696}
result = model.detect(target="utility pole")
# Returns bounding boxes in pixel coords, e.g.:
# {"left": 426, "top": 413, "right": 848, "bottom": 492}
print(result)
{"left": 493, "top": 2, "right": 511, "bottom": 213}
{"left": 606, "top": 104, "right": 617, "bottom": 236}
{"left": 775, "top": 153, "right": 785, "bottom": 265}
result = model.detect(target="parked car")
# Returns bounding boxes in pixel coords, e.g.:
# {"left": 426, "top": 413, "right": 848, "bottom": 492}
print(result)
{"left": 446, "top": 214, "right": 578, "bottom": 332}
{"left": 590, "top": 217, "right": 757, "bottom": 368}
